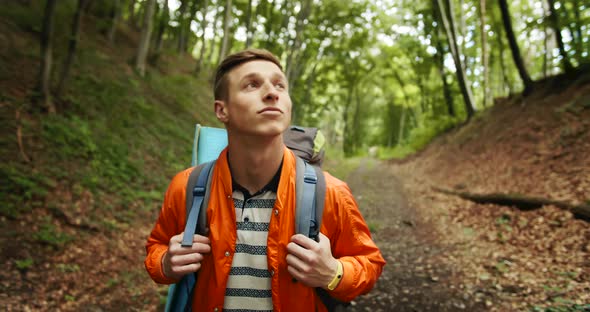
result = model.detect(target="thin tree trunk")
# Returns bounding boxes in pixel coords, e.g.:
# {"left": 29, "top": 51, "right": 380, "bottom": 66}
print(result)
{"left": 547, "top": 0, "right": 573, "bottom": 72}
{"left": 38, "top": 0, "right": 57, "bottom": 113}
{"left": 127, "top": 0, "right": 136, "bottom": 26}
{"left": 196, "top": 0, "right": 209, "bottom": 73}
{"left": 244, "top": 0, "right": 253, "bottom": 48}
{"left": 493, "top": 19, "right": 512, "bottom": 94}
{"left": 397, "top": 106, "right": 406, "bottom": 145}
{"left": 432, "top": 1, "right": 454, "bottom": 116}
{"left": 182, "top": 0, "right": 199, "bottom": 54}
{"left": 135, "top": 0, "right": 156, "bottom": 76}
{"left": 207, "top": 5, "right": 221, "bottom": 65}
{"left": 285, "top": 0, "right": 312, "bottom": 83}
{"left": 435, "top": 0, "right": 476, "bottom": 118}
{"left": 479, "top": 0, "right": 489, "bottom": 107}
{"left": 498, "top": 0, "right": 533, "bottom": 94}
{"left": 176, "top": 0, "right": 188, "bottom": 53}
{"left": 108, "top": 0, "right": 121, "bottom": 43}
{"left": 218, "top": 0, "right": 233, "bottom": 63}
{"left": 56, "top": 0, "right": 88, "bottom": 97}
{"left": 153, "top": 0, "right": 169, "bottom": 55}
{"left": 264, "top": 0, "right": 276, "bottom": 48}
{"left": 542, "top": 2, "right": 549, "bottom": 78}
{"left": 572, "top": 0, "right": 583, "bottom": 61}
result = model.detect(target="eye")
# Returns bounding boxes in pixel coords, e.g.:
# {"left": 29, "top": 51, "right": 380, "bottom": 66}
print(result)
{"left": 245, "top": 81, "right": 259, "bottom": 89}
{"left": 275, "top": 82, "right": 286, "bottom": 90}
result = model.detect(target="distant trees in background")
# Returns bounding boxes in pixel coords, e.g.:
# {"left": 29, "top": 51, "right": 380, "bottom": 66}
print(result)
{"left": 34, "top": 0, "right": 589, "bottom": 155}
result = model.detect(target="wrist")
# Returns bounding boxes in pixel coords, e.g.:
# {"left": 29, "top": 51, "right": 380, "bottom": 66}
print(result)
{"left": 326, "top": 259, "right": 343, "bottom": 291}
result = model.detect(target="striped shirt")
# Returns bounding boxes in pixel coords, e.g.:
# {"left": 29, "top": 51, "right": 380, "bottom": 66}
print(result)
{"left": 223, "top": 165, "right": 281, "bottom": 312}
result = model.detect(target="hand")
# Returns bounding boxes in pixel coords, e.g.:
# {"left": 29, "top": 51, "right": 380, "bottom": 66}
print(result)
{"left": 162, "top": 232, "right": 211, "bottom": 280}
{"left": 286, "top": 233, "right": 339, "bottom": 288}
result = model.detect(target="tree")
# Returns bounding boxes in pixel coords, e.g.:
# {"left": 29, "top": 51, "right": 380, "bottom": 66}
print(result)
{"left": 546, "top": 0, "right": 573, "bottom": 73}
{"left": 244, "top": 0, "right": 253, "bottom": 48}
{"left": 434, "top": 0, "right": 476, "bottom": 119}
{"left": 108, "top": 0, "right": 122, "bottom": 43}
{"left": 37, "top": 0, "right": 57, "bottom": 113}
{"left": 498, "top": 0, "right": 533, "bottom": 94}
{"left": 285, "top": 0, "right": 313, "bottom": 84}
{"left": 195, "top": 0, "right": 209, "bottom": 73}
{"left": 479, "top": 0, "right": 489, "bottom": 107}
{"left": 218, "top": 0, "right": 233, "bottom": 63}
{"left": 56, "top": 0, "right": 89, "bottom": 97}
{"left": 135, "top": 0, "right": 157, "bottom": 76}
{"left": 153, "top": 0, "right": 170, "bottom": 57}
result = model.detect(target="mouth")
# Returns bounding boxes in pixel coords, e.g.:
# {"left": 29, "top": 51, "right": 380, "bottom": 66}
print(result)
{"left": 257, "top": 107, "right": 283, "bottom": 114}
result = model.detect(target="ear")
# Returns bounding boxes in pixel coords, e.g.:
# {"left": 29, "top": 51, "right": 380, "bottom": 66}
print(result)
{"left": 214, "top": 100, "right": 229, "bottom": 123}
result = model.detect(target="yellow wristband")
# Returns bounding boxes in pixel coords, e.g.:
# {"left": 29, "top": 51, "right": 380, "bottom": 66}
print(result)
{"left": 327, "top": 260, "right": 343, "bottom": 290}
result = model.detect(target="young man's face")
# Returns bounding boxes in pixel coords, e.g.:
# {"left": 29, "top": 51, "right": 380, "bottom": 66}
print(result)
{"left": 215, "top": 60, "right": 292, "bottom": 138}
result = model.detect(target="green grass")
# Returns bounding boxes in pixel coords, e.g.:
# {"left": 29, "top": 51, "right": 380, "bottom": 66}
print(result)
{"left": 0, "top": 3, "right": 216, "bottom": 241}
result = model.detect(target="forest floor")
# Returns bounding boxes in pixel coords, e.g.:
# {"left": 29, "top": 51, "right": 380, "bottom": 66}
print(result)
{"left": 346, "top": 75, "right": 590, "bottom": 311}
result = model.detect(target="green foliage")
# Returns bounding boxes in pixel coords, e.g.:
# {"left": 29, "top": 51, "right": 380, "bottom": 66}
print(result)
{"left": 15, "top": 258, "right": 34, "bottom": 270}
{"left": 34, "top": 217, "right": 73, "bottom": 248}
{"left": 0, "top": 163, "right": 53, "bottom": 218}
{"left": 56, "top": 263, "right": 81, "bottom": 273}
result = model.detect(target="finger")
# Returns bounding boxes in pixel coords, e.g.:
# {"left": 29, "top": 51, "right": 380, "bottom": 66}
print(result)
{"left": 170, "top": 252, "right": 205, "bottom": 267}
{"left": 192, "top": 234, "right": 210, "bottom": 244}
{"left": 286, "top": 253, "right": 309, "bottom": 273}
{"left": 169, "top": 232, "right": 185, "bottom": 244}
{"left": 174, "top": 242, "right": 211, "bottom": 255}
{"left": 290, "top": 234, "right": 318, "bottom": 250}
{"left": 171, "top": 262, "right": 202, "bottom": 276}
{"left": 286, "top": 242, "right": 310, "bottom": 261}
{"left": 287, "top": 264, "right": 304, "bottom": 282}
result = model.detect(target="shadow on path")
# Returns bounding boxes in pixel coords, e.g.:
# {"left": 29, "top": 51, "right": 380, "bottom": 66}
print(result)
{"left": 344, "top": 158, "right": 486, "bottom": 312}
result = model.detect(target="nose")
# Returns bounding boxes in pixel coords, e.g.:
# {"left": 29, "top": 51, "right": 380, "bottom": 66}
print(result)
{"left": 262, "top": 82, "right": 279, "bottom": 102}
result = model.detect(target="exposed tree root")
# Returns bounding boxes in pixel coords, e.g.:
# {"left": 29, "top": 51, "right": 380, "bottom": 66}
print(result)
{"left": 433, "top": 187, "right": 590, "bottom": 222}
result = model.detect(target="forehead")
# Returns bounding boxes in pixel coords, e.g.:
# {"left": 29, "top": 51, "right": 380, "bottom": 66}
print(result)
{"left": 229, "top": 60, "right": 285, "bottom": 81}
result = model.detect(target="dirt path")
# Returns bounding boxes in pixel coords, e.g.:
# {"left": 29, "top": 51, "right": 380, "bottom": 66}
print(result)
{"left": 344, "top": 158, "right": 486, "bottom": 311}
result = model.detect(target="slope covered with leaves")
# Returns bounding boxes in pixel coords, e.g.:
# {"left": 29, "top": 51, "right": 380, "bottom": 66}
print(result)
{"left": 0, "top": 4, "right": 218, "bottom": 310}
{"left": 389, "top": 74, "right": 590, "bottom": 310}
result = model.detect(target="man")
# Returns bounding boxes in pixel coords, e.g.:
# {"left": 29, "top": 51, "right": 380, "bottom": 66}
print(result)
{"left": 145, "top": 49, "right": 385, "bottom": 311}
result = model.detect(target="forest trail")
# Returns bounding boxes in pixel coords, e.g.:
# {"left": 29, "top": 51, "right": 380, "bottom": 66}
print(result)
{"left": 345, "top": 158, "right": 485, "bottom": 311}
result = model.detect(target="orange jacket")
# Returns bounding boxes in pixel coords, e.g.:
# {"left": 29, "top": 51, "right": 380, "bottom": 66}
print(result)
{"left": 145, "top": 147, "right": 385, "bottom": 311}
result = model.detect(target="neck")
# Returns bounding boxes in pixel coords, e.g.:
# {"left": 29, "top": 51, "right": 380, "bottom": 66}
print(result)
{"left": 227, "top": 133, "right": 285, "bottom": 194}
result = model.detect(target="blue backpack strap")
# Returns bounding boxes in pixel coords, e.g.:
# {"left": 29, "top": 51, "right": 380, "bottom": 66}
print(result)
{"left": 295, "top": 156, "right": 324, "bottom": 241}
{"left": 182, "top": 160, "right": 215, "bottom": 246}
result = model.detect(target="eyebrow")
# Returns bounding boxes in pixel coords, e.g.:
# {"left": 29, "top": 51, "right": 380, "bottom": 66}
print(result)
{"left": 239, "top": 72, "right": 286, "bottom": 83}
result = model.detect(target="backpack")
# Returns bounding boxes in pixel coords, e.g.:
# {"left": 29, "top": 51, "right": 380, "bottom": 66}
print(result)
{"left": 165, "top": 125, "right": 346, "bottom": 312}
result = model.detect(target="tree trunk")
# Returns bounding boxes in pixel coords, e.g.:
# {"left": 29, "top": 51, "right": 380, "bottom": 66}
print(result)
{"left": 546, "top": 0, "right": 573, "bottom": 73}
{"left": 493, "top": 19, "right": 512, "bottom": 94}
{"left": 195, "top": 0, "right": 209, "bottom": 73}
{"left": 397, "top": 106, "right": 406, "bottom": 145}
{"left": 207, "top": 5, "right": 221, "bottom": 65}
{"left": 37, "top": 0, "right": 57, "bottom": 113}
{"left": 572, "top": 0, "right": 583, "bottom": 61}
{"left": 182, "top": 0, "right": 199, "bottom": 54}
{"left": 218, "top": 0, "right": 233, "bottom": 63}
{"left": 432, "top": 1, "right": 454, "bottom": 116}
{"left": 435, "top": 0, "right": 476, "bottom": 119}
{"left": 244, "top": 0, "right": 253, "bottom": 48}
{"left": 479, "top": 0, "right": 489, "bottom": 107}
{"left": 56, "top": 0, "right": 88, "bottom": 97}
{"left": 264, "top": 0, "right": 276, "bottom": 48}
{"left": 108, "top": 0, "right": 121, "bottom": 43}
{"left": 153, "top": 0, "right": 169, "bottom": 56}
{"left": 542, "top": 1, "right": 549, "bottom": 78}
{"left": 176, "top": 0, "right": 188, "bottom": 53}
{"left": 498, "top": 0, "right": 533, "bottom": 94}
{"left": 135, "top": 0, "right": 156, "bottom": 77}
{"left": 285, "top": 0, "right": 312, "bottom": 83}
{"left": 127, "top": 0, "right": 136, "bottom": 26}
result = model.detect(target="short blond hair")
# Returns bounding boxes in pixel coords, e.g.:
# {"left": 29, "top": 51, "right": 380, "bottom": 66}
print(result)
{"left": 213, "top": 49, "right": 283, "bottom": 101}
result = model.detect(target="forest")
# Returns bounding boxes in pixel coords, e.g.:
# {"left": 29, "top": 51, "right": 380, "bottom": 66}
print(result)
{"left": 0, "top": 0, "right": 589, "bottom": 311}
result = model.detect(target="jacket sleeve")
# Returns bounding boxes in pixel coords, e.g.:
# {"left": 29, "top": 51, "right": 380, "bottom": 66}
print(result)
{"left": 144, "top": 168, "right": 192, "bottom": 284}
{"left": 321, "top": 173, "right": 386, "bottom": 302}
